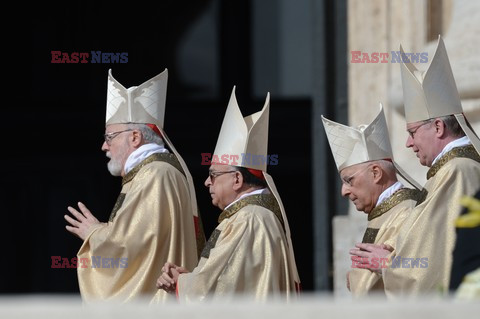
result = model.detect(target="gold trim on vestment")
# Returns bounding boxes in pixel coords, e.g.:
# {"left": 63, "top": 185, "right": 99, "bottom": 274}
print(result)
{"left": 427, "top": 145, "right": 480, "bottom": 180}
{"left": 368, "top": 188, "right": 422, "bottom": 221}
{"left": 362, "top": 228, "right": 379, "bottom": 244}
{"left": 109, "top": 193, "right": 126, "bottom": 222}
{"left": 218, "top": 194, "right": 284, "bottom": 230}
{"left": 199, "top": 194, "right": 285, "bottom": 259}
{"left": 122, "top": 153, "right": 185, "bottom": 186}
{"left": 415, "top": 188, "right": 429, "bottom": 207}
{"left": 200, "top": 229, "right": 221, "bottom": 259}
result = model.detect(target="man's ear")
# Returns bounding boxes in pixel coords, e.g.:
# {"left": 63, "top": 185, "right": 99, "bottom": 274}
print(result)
{"left": 232, "top": 171, "right": 244, "bottom": 191}
{"left": 371, "top": 164, "right": 383, "bottom": 184}
{"left": 434, "top": 119, "right": 446, "bottom": 138}
{"left": 131, "top": 130, "right": 143, "bottom": 147}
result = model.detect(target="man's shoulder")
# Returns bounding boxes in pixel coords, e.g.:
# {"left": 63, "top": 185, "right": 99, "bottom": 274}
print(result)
{"left": 368, "top": 188, "right": 418, "bottom": 224}
{"left": 136, "top": 157, "right": 186, "bottom": 177}
{"left": 236, "top": 203, "right": 272, "bottom": 215}
{"left": 227, "top": 194, "right": 281, "bottom": 218}
{"left": 421, "top": 154, "right": 480, "bottom": 199}
{"left": 447, "top": 154, "right": 480, "bottom": 165}
{"left": 435, "top": 145, "right": 480, "bottom": 172}
{"left": 233, "top": 204, "right": 282, "bottom": 227}
{"left": 129, "top": 159, "right": 189, "bottom": 188}
{"left": 437, "top": 155, "right": 480, "bottom": 175}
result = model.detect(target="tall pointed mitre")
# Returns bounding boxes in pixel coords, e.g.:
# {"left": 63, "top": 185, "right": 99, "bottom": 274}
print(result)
{"left": 106, "top": 68, "right": 167, "bottom": 128}
{"left": 400, "top": 35, "right": 480, "bottom": 154}
{"left": 212, "top": 86, "right": 269, "bottom": 171}
{"left": 322, "top": 104, "right": 421, "bottom": 190}
{"left": 212, "top": 86, "right": 301, "bottom": 289}
{"left": 105, "top": 69, "right": 205, "bottom": 255}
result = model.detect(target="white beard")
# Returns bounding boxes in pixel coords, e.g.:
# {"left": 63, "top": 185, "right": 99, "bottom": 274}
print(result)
{"left": 107, "top": 156, "right": 123, "bottom": 176}
{"left": 106, "top": 141, "right": 130, "bottom": 176}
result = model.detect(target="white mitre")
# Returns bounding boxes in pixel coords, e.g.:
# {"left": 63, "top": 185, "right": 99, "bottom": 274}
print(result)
{"left": 322, "top": 104, "right": 421, "bottom": 189}
{"left": 400, "top": 35, "right": 479, "bottom": 154}
{"left": 211, "top": 86, "right": 301, "bottom": 288}
{"left": 106, "top": 68, "right": 167, "bottom": 128}
{"left": 212, "top": 86, "right": 270, "bottom": 172}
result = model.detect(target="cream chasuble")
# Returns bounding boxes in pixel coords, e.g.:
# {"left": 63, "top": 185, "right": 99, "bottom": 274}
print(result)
{"left": 77, "top": 153, "right": 199, "bottom": 303}
{"left": 349, "top": 188, "right": 421, "bottom": 297}
{"left": 383, "top": 145, "right": 480, "bottom": 297}
{"left": 176, "top": 194, "right": 298, "bottom": 302}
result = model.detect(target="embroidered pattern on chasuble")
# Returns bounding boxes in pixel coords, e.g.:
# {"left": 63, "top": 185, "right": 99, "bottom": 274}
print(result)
{"left": 414, "top": 145, "right": 480, "bottom": 207}
{"left": 200, "top": 194, "right": 284, "bottom": 259}
{"left": 361, "top": 188, "right": 422, "bottom": 244}
{"left": 108, "top": 153, "right": 186, "bottom": 222}
{"left": 426, "top": 145, "right": 480, "bottom": 180}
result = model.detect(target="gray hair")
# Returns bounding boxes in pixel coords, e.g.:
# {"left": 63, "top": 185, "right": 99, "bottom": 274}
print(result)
{"left": 371, "top": 159, "right": 397, "bottom": 180}
{"left": 437, "top": 115, "right": 465, "bottom": 138}
{"left": 126, "top": 123, "right": 165, "bottom": 147}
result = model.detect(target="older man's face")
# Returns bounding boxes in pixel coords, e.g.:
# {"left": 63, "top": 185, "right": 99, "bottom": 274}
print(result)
{"left": 102, "top": 124, "right": 134, "bottom": 176}
{"left": 204, "top": 164, "right": 239, "bottom": 210}
{"left": 340, "top": 163, "right": 377, "bottom": 214}
{"left": 405, "top": 120, "right": 437, "bottom": 167}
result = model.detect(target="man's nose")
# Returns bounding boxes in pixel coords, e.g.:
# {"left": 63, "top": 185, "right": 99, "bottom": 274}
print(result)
{"left": 204, "top": 176, "right": 212, "bottom": 187}
{"left": 341, "top": 184, "right": 350, "bottom": 197}
{"left": 101, "top": 141, "right": 109, "bottom": 152}
{"left": 405, "top": 135, "right": 414, "bottom": 148}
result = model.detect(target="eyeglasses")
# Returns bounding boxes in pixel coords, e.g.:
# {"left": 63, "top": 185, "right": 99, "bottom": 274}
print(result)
{"left": 407, "top": 120, "right": 433, "bottom": 138}
{"left": 208, "top": 170, "right": 237, "bottom": 181}
{"left": 341, "top": 164, "right": 372, "bottom": 187}
{"left": 103, "top": 129, "right": 133, "bottom": 145}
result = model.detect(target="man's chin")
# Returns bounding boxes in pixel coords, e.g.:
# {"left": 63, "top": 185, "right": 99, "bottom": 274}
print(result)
{"left": 107, "top": 163, "right": 122, "bottom": 176}
{"left": 418, "top": 158, "right": 429, "bottom": 167}
{"left": 210, "top": 199, "right": 224, "bottom": 210}
{"left": 353, "top": 203, "right": 364, "bottom": 212}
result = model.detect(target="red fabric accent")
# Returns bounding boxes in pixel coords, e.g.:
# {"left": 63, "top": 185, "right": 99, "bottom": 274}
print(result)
{"left": 247, "top": 168, "right": 265, "bottom": 180}
{"left": 193, "top": 216, "right": 198, "bottom": 234}
{"left": 193, "top": 216, "right": 200, "bottom": 237}
{"left": 295, "top": 281, "right": 302, "bottom": 293}
{"left": 146, "top": 123, "right": 162, "bottom": 137}
{"left": 175, "top": 281, "right": 179, "bottom": 299}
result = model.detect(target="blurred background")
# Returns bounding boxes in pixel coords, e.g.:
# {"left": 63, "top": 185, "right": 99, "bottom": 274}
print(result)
{"left": 4, "top": 0, "right": 478, "bottom": 297}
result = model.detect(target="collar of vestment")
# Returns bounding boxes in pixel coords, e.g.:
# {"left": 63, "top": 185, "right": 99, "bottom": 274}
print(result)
{"left": 218, "top": 194, "right": 284, "bottom": 230}
{"left": 224, "top": 188, "right": 269, "bottom": 210}
{"left": 122, "top": 152, "right": 185, "bottom": 186}
{"left": 376, "top": 181, "right": 403, "bottom": 207}
{"left": 368, "top": 188, "right": 422, "bottom": 221}
{"left": 427, "top": 145, "right": 480, "bottom": 180}
{"left": 124, "top": 143, "right": 169, "bottom": 175}
{"left": 431, "top": 136, "right": 470, "bottom": 166}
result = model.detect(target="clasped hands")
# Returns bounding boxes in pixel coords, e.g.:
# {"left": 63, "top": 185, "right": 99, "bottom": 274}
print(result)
{"left": 156, "top": 262, "right": 189, "bottom": 293}
{"left": 349, "top": 242, "right": 394, "bottom": 274}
